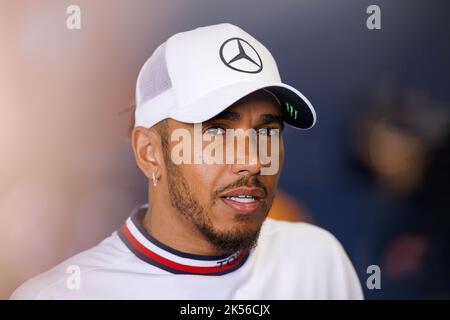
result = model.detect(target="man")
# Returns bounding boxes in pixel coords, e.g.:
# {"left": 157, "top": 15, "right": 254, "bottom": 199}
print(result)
{"left": 12, "top": 23, "right": 363, "bottom": 299}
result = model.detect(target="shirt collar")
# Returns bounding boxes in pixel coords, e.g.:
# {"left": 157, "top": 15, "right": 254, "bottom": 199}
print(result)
{"left": 118, "top": 205, "right": 249, "bottom": 275}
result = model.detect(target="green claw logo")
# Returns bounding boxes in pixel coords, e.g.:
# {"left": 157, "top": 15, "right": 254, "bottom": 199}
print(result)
{"left": 285, "top": 102, "right": 298, "bottom": 120}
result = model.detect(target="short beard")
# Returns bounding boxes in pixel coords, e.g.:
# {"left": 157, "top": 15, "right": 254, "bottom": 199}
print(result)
{"left": 159, "top": 128, "right": 269, "bottom": 255}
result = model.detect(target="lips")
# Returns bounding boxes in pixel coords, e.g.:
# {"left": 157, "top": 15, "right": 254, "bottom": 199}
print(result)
{"left": 219, "top": 187, "right": 266, "bottom": 214}
{"left": 220, "top": 187, "right": 266, "bottom": 199}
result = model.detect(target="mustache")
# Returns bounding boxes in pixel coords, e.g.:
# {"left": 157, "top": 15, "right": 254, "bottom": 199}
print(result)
{"left": 212, "top": 176, "right": 267, "bottom": 199}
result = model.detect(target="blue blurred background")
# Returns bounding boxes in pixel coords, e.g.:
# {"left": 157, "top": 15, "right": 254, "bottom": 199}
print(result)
{"left": 1, "top": 0, "right": 449, "bottom": 299}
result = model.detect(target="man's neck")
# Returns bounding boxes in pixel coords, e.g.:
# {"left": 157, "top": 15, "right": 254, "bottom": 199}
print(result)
{"left": 141, "top": 203, "right": 220, "bottom": 256}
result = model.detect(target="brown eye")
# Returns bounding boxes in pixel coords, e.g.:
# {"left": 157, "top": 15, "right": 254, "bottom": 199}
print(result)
{"left": 258, "top": 128, "right": 278, "bottom": 136}
{"left": 204, "top": 126, "right": 226, "bottom": 136}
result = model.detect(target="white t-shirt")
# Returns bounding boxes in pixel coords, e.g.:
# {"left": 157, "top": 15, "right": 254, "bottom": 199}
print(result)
{"left": 11, "top": 206, "right": 363, "bottom": 300}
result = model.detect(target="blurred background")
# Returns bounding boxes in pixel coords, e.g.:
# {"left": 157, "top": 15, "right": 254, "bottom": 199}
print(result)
{"left": 1, "top": 0, "right": 449, "bottom": 299}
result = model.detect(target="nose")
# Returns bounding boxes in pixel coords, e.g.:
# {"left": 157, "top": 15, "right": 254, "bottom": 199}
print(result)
{"left": 231, "top": 162, "right": 261, "bottom": 176}
{"left": 230, "top": 134, "right": 262, "bottom": 176}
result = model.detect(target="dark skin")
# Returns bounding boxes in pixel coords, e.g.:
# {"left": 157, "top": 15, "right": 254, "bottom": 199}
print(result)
{"left": 131, "top": 90, "right": 285, "bottom": 256}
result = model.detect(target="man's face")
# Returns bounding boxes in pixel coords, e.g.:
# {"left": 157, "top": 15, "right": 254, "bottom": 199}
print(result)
{"left": 161, "top": 90, "right": 285, "bottom": 255}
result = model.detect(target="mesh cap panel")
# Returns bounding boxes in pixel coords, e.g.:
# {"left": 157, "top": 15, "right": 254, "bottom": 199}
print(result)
{"left": 136, "top": 43, "right": 173, "bottom": 107}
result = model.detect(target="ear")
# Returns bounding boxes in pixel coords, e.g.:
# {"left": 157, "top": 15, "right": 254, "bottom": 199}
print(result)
{"left": 131, "top": 126, "right": 164, "bottom": 179}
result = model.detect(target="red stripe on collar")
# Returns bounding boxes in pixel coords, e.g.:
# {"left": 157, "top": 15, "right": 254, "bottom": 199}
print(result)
{"left": 120, "top": 223, "right": 248, "bottom": 275}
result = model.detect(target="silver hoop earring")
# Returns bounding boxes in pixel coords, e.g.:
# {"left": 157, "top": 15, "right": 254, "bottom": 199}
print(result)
{"left": 152, "top": 171, "right": 158, "bottom": 187}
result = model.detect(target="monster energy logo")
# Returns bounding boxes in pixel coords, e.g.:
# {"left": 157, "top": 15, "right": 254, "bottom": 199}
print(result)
{"left": 285, "top": 102, "right": 298, "bottom": 120}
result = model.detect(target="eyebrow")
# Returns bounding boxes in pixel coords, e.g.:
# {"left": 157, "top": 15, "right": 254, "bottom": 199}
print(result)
{"left": 208, "top": 111, "right": 284, "bottom": 128}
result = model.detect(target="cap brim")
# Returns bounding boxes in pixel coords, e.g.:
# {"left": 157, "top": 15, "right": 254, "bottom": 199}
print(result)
{"left": 169, "top": 81, "right": 316, "bottom": 130}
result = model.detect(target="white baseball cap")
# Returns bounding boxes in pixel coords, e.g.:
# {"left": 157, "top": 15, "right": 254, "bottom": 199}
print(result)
{"left": 135, "top": 23, "right": 316, "bottom": 129}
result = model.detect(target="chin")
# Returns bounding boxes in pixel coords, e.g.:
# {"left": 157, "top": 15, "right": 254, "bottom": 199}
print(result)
{"left": 214, "top": 214, "right": 265, "bottom": 233}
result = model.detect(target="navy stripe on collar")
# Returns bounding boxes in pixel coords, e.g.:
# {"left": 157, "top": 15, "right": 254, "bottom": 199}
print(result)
{"left": 118, "top": 206, "right": 249, "bottom": 275}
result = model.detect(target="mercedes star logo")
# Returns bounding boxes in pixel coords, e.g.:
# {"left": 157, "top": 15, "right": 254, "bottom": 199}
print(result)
{"left": 219, "top": 37, "right": 263, "bottom": 73}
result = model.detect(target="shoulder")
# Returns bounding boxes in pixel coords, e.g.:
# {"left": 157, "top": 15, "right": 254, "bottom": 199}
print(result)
{"left": 259, "top": 218, "right": 348, "bottom": 264}
{"left": 257, "top": 218, "right": 364, "bottom": 299}
{"left": 10, "top": 232, "right": 132, "bottom": 300}
{"left": 260, "top": 218, "right": 341, "bottom": 250}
